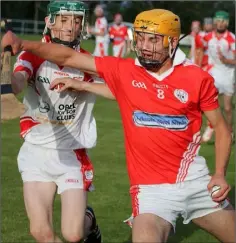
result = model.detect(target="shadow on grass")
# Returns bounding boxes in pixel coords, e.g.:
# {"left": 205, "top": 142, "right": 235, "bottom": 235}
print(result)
{"left": 123, "top": 187, "right": 235, "bottom": 243}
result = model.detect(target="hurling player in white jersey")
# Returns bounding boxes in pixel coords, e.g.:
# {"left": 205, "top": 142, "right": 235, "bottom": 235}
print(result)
{"left": 11, "top": 1, "right": 102, "bottom": 242}
{"left": 200, "top": 11, "right": 236, "bottom": 142}
{"left": 87, "top": 4, "right": 109, "bottom": 57}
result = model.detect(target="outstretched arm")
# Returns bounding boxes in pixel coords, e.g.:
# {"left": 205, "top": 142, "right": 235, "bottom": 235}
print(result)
{"left": 50, "top": 78, "right": 115, "bottom": 100}
{"left": 1, "top": 31, "right": 98, "bottom": 76}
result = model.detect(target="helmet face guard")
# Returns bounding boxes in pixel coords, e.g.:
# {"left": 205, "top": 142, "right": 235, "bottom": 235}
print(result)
{"left": 44, "top": 0, "right": 89, "bottom": 48}
{"left": 132, "top": 29, "right": 175, "bottom": 71}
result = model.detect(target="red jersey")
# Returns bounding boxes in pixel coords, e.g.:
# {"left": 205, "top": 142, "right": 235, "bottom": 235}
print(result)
{"left": 95, "top": 49, "right": 219, "bottom": 186}
{"left": 109, "top": 24, "right": 128, "bottom": 45}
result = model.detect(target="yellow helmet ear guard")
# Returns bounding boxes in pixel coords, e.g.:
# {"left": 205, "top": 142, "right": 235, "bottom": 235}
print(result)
{"left": 163, "top": 36, "right": 169, "bottom": 48}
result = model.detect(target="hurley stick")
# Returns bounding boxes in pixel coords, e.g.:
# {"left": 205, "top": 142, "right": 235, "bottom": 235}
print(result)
{"left": 1, "top": 45, "right": 26, "bottom": 121}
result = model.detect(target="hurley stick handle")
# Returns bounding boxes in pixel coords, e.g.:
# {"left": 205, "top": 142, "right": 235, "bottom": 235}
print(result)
{"left": 1, "top": 45, "right": 13, "bottom": 94}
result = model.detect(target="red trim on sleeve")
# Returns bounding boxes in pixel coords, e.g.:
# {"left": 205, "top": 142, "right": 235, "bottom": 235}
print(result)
{"left": 13, "top": 66, "right": 32, "bottom": 78}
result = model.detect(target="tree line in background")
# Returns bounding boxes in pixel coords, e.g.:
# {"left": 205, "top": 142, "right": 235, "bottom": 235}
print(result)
{"left": 1, "top": 0, "right": 235, "bottom": 33}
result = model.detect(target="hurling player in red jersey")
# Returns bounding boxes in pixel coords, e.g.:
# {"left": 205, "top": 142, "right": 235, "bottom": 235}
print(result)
{"left": 2, "top": 8, "right": 234, "bottom": 243}
{"left": 109, "top": 13, "right": 130, "bottom": 57}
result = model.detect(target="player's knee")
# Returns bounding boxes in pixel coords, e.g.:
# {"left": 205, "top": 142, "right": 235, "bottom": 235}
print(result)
{"left": 30, "top": 224, "right": 54, "bottom": 242}
{"left": 224, "top": 105, "right": 232, "bottom": 114}
{"left": 62, "top": 228, "right": 84, "bottom": 242}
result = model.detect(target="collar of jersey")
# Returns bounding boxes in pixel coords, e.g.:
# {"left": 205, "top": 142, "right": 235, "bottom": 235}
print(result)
{"left": 213, "top": 30, "right": 229, "bottom": 39}
{"left": 135, "top": 48, "right": 186, "bottom": 81}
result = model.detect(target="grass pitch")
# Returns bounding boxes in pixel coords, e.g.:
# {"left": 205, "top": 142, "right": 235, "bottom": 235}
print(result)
{"left": 1, "top": 34, "right": 235, "bottom": 242}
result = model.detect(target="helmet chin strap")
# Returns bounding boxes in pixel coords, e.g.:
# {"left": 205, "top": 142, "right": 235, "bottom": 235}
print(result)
{"left": 51, "top": 37, "right": 80, "bottom": 48}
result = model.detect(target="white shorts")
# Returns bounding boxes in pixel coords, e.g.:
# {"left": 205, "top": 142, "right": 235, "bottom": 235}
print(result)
{"left": 113, "top": 43, "right": 126, "bottom": 57}
{"left": 17, "top": 142, "right": 94, "bottom": 194}
{"left": 93, "top": 42, "right": 109, "bottom": 57}
{"left": 126, "top": 175, "right": 229, "bottom": 230}
{"left": 208, "top": 66, "right": 235, "bottom": 96}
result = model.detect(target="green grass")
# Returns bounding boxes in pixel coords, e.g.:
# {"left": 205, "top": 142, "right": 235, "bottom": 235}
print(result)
{"left": 2, "top": 35, "right": 235, "bottom": 242}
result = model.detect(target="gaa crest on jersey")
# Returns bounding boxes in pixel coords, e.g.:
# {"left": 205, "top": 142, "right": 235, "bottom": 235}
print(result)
{"left": 174, "top": 89, "right": 188, "bottom": 103}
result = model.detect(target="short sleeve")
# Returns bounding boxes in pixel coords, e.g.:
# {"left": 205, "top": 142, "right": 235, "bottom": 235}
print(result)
{"left": 108, "top": 27, "right": 114, "bottom": 38}
{"left": 195, "top": 35, "right": 204, "bottom": 49}
{"left": 13, "top": 51, "right": 34, "bottom": 77}
{"left": 200, "top": 76, "right": 219, "bottom": 111}
{"left": 100, "top": 18, "right": 108, "bottom": 30}
{"left": 229, "top": 33, "right": 235, "bottom": 52}
{"left": 13, "top": 51, "right": 44, "bottom": 79}
{"left": 94, "top": 56, "right": 121, "bottom": 98}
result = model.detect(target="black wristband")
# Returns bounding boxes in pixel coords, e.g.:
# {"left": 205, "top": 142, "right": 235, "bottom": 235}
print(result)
{"left": 4, "top": 45, "right": 12, "bottom": 53}
{"left": 1, "top": 84, "right": 13, "bottom": 94}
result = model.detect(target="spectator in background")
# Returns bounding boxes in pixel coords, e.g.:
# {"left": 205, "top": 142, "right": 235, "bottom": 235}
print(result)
{"left": 109, "top": 13, "right": 130, "bottom": 57}
{"left": 88, "top": 4, "right": 109, "bottom": 57}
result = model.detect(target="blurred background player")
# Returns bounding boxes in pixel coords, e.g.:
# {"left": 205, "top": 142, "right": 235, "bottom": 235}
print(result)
{"left": 195, "top": 17, "right": 213, "bottom": 68}
{"left": 109, "top": 13, "right": 130, "bottom": 57}
{"left": 203, "top": 17, "right": 213, "bottom": 33}
{"left": 11, "top": 1, "right": 101, "bottom": 242}
{"left": 189, "top": 20, "right": 204, "bottom": 62}
{"left": 88, "top": 4, "right": 109, "bottom": 56}
{"left": 200, "top": 11, "right": 235, "bottom": 142}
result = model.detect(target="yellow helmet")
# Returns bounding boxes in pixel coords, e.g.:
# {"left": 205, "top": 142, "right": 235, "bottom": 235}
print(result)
{"left": 133, "top": 9, "right": 181, "bottom": 48}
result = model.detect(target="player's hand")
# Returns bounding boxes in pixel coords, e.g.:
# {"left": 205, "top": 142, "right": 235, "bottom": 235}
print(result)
{"left": 50, "top": 77, "right": 88, "bottom": 92}
{"left": 217, "top": 48, "right": 227, "bottom": 64}
{"left": 207, "top": 174, "right": 231, "bottom": 202}
{"left": 1, "top": 31, "right": 22, "bottom": 55}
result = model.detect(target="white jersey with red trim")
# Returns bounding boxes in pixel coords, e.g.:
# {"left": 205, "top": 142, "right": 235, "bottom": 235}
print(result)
{"left": 94, "top": 16, "right": 109, "bottom": 43}
{"left": 203, "top": 30, "right": 235, "bottom": 71}
{"left": 14, "top": 47, "right": 97, "bottom": 150}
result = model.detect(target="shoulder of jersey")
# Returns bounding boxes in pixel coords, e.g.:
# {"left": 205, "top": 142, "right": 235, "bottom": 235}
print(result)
{"left": 204, "top": 31, "right": 214, "bottom": 41}
{"left": 181, "top": 58, "right": 211, "bottom": 78}
{"left": 18, "top": 49, "right": 45, "bottom": 64}
{"left": 227, "top": 31, "right": 235, "bottom": 42}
